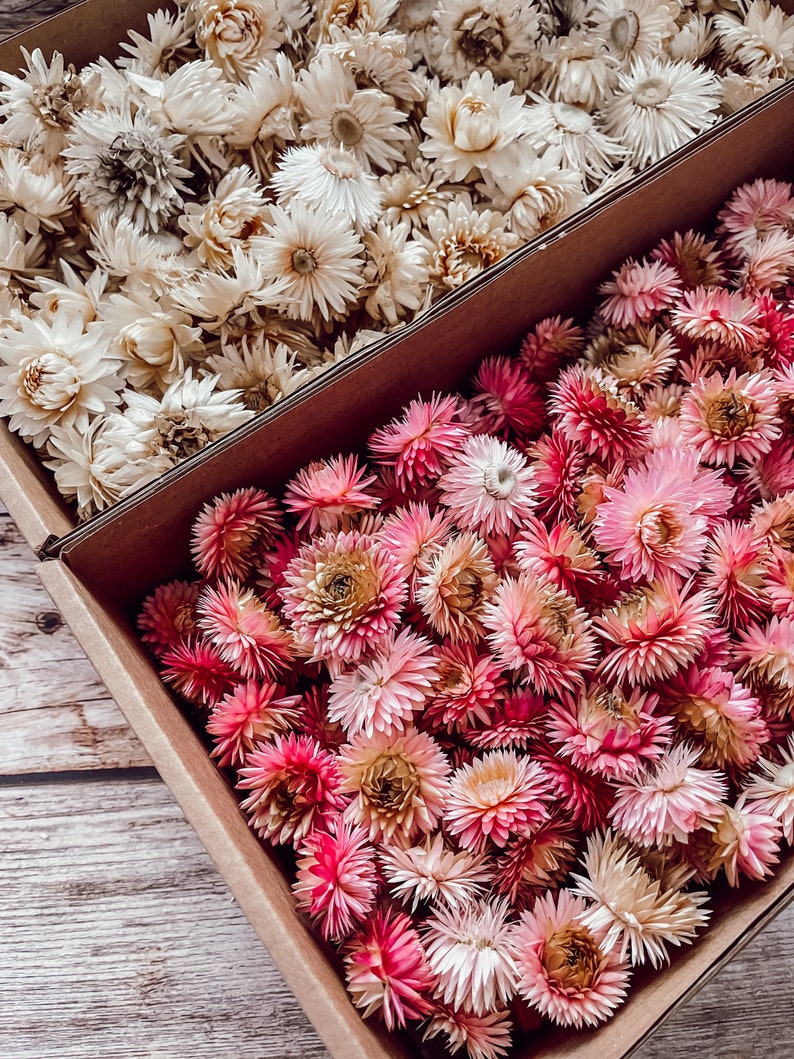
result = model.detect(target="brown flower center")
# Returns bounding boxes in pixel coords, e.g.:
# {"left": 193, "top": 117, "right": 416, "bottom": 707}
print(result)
{"left": 610, "top": 12, "right": 640, "bottom": 52}
{"left": 331, "top": 110, "right": 364, "bottom": 147}
{"left": 362, "top": 754, "right": 419, "bottom": 813}
{"left": 633, "top": 76, "right": 671, "bottom": 108}
{"left": 291, "top": 248, "right": 317, "bottom": 275}
{"left": 543, "top": 926, "right": 602, "bottom": 991}
{"left": 456, "top": 14, "right": 506, "bottom": 64}
{"left": 313, "top": 552, "right": 381, "bottom": 627}
{"left": 703, "top": 389, "right": 755, "bottom": 437}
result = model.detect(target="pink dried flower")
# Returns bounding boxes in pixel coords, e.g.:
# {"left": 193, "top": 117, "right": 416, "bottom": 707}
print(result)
{"left": 281, "top": 530, "right": 406, "bottom": 664}
{"left": 468, "top": 691, "right": 548, "bottom": 750}
{"left": 380, "top": 831, "right": 493, "bottom": 912}
{"left": 345, "top": 910, "right": 435, "bottom": 1030}
{"left": 549, "top": 366, "right": 650, "bottom": 463}
{"left": 599, "top": 258, "right": 681, "bottom": 329}
{"left": 609, "top": 744, "right": 727, "bottom": 847}
{"left": 744, "top": 436, "right": 794, "bottom": 500}
{"left": 679, "top": 368, "right": 780, "bottom": 467}
{"left": 672, "top": 287, "right": 762, "bottom": 351}
{"left": 757, "top": 296, "right": 794, "bottom": 368}
{"left": 738, "top": 229, "right": 794, "bottom": 296}
{"left": 328, "top": 628, "right": 437, "bottom": 739}
{"left": 138, "top": 580, "right": 199, "bottom": 657}
{"left": 652, "top": 229, "right": 727, "bottom": 288}
{"left": 438, "top": 433, "right": 538, "bottom": 537}
{"left": 377, "top": 502, "right": 455, "bottom": 593}
{"left": 425, "top": 641, "right": 505, "bottom": 732}
{"left": 751, "top": 491, "right": 794, "bottom": 549}
{"left": 520, "top": 315, "right": 584, "bottom": 383}
{"left": 496, "top": 818, "right": 578, "bottom": 905}
{"left": 595, "top": 578, "right": 715, "bottom": 686}
{"left": 529, "top": 430, "right": 588, "bottom": 524}
{"left": 515, "top": 518, "right": 603, "bottom": 601}
{"left": 535, "top": 744, "right": 614, "bottom": 832}
{"left": 484, "top": 573, "right": 598, "bottom": 695}
{"left": 703, "top": 803, "right": 782, "bottom": 887}
{"left": 161, "top": 637, "right": 238, "bottom": 708}
{"left": 416, "top": 531, "right": 499, "bottom": 642}
{"left": 702, "top": 521, "right": 769, "bottom": 628}
{"left": 293, "top": 816, "right": 378, "bottom": 941}
{"left": 717, "top": 178, "right": 794, "bottom": 258}
{"left": 546, "top": 684, "right": 671, "bottom": 781}
{"left": 471, "top": 356, "right": 546, "bottom": 439}
{"left": 255, "top": 528, "right": 301, "bottom": 609}
{"left": 369, "top": 394, "right": 468, "bottom": 489}
{"left": 295, "top": 683, "right": 346, "bottom": 750}
{"left": 735, "top": 616, "right": 794, "bottom": 720}
{"left": 191, "top": 487, "right": 281, "bottom": 581}
{"left": 238, "top": 733, "right": 346, "bottom": 846}
{"left": 586, "top": 325, "right": 678, "bottom": 397}
{"left": 197, "top": 580, "right": 293, "bottom": 680}
{"left": 766, "top": 546, "right": 794, "bottom": 618}
{"left": 513, "top": 889, "right": 630, "bottom": 1029}
{"left": 666, "top": 666, "right": 768, "bottom": 771}
{"left": 741, "top": 733, "right": 794, "bottom": 844}
{"left": 422, "top": 898, "right": 518, "bottom": 1016}
{"left": 207, "top": 681, "right": 301, "bottom": 768}
{"left": 284, "top": 454, "right": 379, "bottom": 535}
{"left": 338, "top": 727, "right": 451, "bottom": 842}
{"left": 642, "top": 446, "right": 736, "bottom": 524}
{"left": 424, "top": 1003, "right": 512, "bottom": 1059}
{"left": 446, "top": 750, "right": 551, "bottom": 851}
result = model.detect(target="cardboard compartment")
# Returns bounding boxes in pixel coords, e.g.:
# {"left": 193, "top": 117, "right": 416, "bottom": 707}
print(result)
{"left": 1, "top": 0, "right": 793, "bottom": 553}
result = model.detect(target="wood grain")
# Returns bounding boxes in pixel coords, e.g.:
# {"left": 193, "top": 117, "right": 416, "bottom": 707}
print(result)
{"left": 0, "top": 0, "right": 83, "bottom": 41}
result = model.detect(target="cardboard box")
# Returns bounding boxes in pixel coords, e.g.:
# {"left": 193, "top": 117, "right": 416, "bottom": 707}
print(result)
{"left": 1, "top": 5, "right": 793, "bottom": 1058}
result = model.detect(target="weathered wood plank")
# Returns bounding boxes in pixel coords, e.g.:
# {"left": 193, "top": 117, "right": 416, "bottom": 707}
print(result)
{"left": 0, "top": 0, "right": 83, "bottom": 39}
{"left": 0, "top": 508, "right": 149, "bottom": 773}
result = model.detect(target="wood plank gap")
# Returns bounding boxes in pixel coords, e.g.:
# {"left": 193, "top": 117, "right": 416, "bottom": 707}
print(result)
{"left": 0, "top": 765, "right": 161, "bottom": 787}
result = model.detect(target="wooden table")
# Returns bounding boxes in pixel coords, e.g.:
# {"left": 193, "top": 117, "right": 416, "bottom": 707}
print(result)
{"left": 0, "top": 2, "right": 793, "bottom": 1055}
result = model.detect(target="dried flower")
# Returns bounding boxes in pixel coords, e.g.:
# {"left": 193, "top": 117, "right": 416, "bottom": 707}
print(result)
{"left": 416, "top": 532, "right": 499, "bottom": 642}
{"left": 380, "top": 831, "right": 493, "bottom": 911}
{"left": 207, "top": 681, "right": 300, "bottom": 767}
{"left": 439, "top": 434, "right": 538, "bottom": 537}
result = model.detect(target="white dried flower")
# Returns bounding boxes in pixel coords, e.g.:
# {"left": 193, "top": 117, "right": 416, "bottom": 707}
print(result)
{"left": 720, "top": 69, "right": 787, "bottom": 112}
{"left": 171, "top": 245, "right": 285, "bottom": 332}
{"left": 539, "top": 31, "right": 618, "bottom": 111}
{"left": 44, "top": 418, "right": 143, "bottom": 521}
{"left": 271, "top": 144, "right": 383, "bottom": 232}
{"left": 0, "top": 211, "right": 45, "bottom": 283}
{"left": 586, "top": 0, "right": 679, "bottom": 66}
{"left": 190, "top": 0, "right": 285, "bottom": 79}
{"left": 323, "top": 29, "right": 425, "bottom": 104}
{"left": 523, "top": 97, "right": 627, "bottom": 189}
{"left": 315, "top": 0, "right": 401, "bottom": 40}
{"left": 119, "top": 8, "right": 194, "bottom": 77}
{"left": 127, "top": 60, "right": 234, "bottom": 140}
{"left": 0, "top": 148, "right": 73, "bottom": 233}
{"left": 666, "top": 13, "right": 717, "bottom": 63}
{"left": 180, "top": 165, "right": 271, "bottom": 270}
{"left": 380, "top": 831, "right": 494, "bottom": 911}
{"left": 206, "top": 332, "right": 316, "bottom": 410}
{"left": 88, "top": 214, "right": 193, "bottom": 298}
{"left": 478, "top": 144, "right": 585, "bottom": 240}
{"left": 432, "top": 0, "right": 544, "bottom": 87}
{"left": 714, "top": 0, "right": 794, "bottom": 78}
{"left": 379, "top": 160, "right": 456, "bottom": 229}
{"left": 31, "top": 263, "right": 106, "bottom": 325}
{"left": 225, "top": 53, "right": 298, "bottom": 178}
{"left": 419, "top": 195, "right": 520, "bottom": 292}
{"left": 362, "top": 220, "right": 430, "bottom": 326}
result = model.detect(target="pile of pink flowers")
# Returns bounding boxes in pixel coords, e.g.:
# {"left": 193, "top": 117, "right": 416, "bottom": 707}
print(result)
{"left": 138, "top": 177, "right": 794, "bottom": 1059}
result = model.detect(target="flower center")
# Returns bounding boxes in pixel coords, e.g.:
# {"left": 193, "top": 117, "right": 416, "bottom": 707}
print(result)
{"left": 320, "top": 146, "right": 361, "bottom": 181}
{"left": 544, "top": 926, "right": 602, "bottom": 991}
{"left": 550, "top": 103, "right": 593, "bottom": 135}
{"left": 483, "top": 463, "right": 517, "bottom": 499}
{"left": 453, "top": 96, "right": 500, "bottom": 152}
{"left": 633, "top": 77, "right": 671, "bottom": 108}
{"left": 363, "top": 755, "right": 419, "bottom": 812}
{"left": 610, "top": 12, "right": 641, "bottom": 52}
{"left": 331, "top": 109, "right": 364, "bottom": 147}
{"left": 457, "top": 14, "right": 506, "bottom": 64}
{"left": 455, "top": 569, "right": 484, "bottom": 613}
{"left": 21, "top": 352, "right": 80, "bottom": 410}
{"left": 638, "top": 506, "right": 677, "bottom": 550}
{"left": 704, "top": 389, "right": 755, "bottom": 437}
{"left": 776, "top": 762, "right": 794, "bottom": 786}
{"left": 292, "top": 248, "right": 318, "bottom": 275}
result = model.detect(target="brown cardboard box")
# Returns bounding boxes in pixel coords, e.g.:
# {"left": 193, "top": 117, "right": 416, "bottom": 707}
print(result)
{"left": 1, "top": 4, "right": 794, "bottom": 1058}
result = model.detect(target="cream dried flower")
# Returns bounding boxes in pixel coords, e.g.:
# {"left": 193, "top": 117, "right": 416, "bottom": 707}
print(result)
{"left": 0, "top": 148, "right": 73, "bottom": 233}
{"left": 88, "top": 214, "right": 193, "bottom": 299}
{"left": 587, "top": 0, "right": 679, "bottom": 66}
{"left": 171, "top": 246, "right": 285, "bottom": 333}
{"left": 523, "top": 97, "right": 627, "bottom": 189}
{"left": 31, "top": 263, "right": 106, "bottom": 326}
{"left": 180, "top": 166, "right": 271, "bottom": 270}
{"left": 0, "top": 212, "right": 45, "bottom": 283}
{"left": 271, "top": 144, "right": 383, "bottom": 232}
{"left": 479, "top": 144, "right": 585, "bottom": 240}
{"left": 432, "top": 0, "right": 544, "bottom": 87}
{"left": 127, "top": 60, "right": 234, "bottom": 141}
{"left": 225, "top": 53, "right": 298, "bottom": 178}
{"left": 190, "top": 0, "right": 285, "bottom": 80}
{"left": 361, "top": 220, "right": 429, "bottom": 326}
{"left": 667, "top": 13, "right": 716, "bottom": 63}
{"left": 323, "top": 28, "right": 426, "bottom": 105}
{"left": 539, "top": 31, "right": 618, "bottom": 111}
{"left": 44, "top": 418, "right": 143, "bottom": 521}
{"left": 118, "top": 8, "right": 194, "bottom": 77}
{"left": 420, "top": 195, "right": 520, "bottom": 292}
{"left": 315, "top": 0, "right": 400, "bottom": 40}
{"left": 379, "top": 161, "right": 456, "bottom": 230}
{"left": 714, "top": 0, "right": 794, "bottom": 78}
{"left": 206, "top": 333, "right": 315, "bottom": 411}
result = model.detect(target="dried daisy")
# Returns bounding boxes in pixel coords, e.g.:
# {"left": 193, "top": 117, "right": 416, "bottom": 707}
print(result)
{"left": 439, "top": 434, "right": 538, "bottom": 537}
{"left": 421, "top": 195, "right": 521, "bottom": 292}
{"left": 678, "top": 368, "right": 781, "bottom": 468}
{"left": 179, "top": 165, "right": 270, "bottom": 270}
{"left": 586, "top": 0, "right": 678, "bottom": 66}
{"left": 207, "top": 680, "right": 300, "bottom": 768}
{"left": 284, "top": 453, "right": 379, "bottom": 534}
{"left": 190, "top": 0, "right": 285, "bottom": 80}
{"left": 380, "top": 831, "right": 493, "bottom": 911}
{"left": 271, "top": 143, "right": 383, "bottom": 232}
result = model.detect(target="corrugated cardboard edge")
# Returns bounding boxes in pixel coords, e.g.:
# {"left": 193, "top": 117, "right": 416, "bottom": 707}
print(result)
{"left": 35, "top": 559, "right": 414, "bottom": 1059}
{"left": 0, "top": 421, "right": 73, "bottom": 552}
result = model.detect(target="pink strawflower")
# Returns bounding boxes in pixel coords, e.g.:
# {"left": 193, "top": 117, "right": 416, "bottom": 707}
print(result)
{"left": 281, "top": 530, "right": 406, "bottom": 664}
{"left": 513, "top": 889, "right": 630, "bottom": 1029}
{"left": 609, "top": 744, "right": 727, "bottom": 847}
{"left": 520, "top": 315, "right": 584, "bottom": 383}
{"left": 380, "top": 831, "right": 494, "bottom": 912}
{"left": 529, "top": 430, "right": 588, "bottom": 524}
{"left": 599, "top": 257, "right": 682, "bottom": 329}
{"left": 238, "top": 733, "right": 346, "bottom": 846}
{"left": 741, "top": 733, "right": 794, "bottom": 844}
{"left": 197, "top": 580, "right": 293, "bottom": 680}
{"left": 345, "top": 910, "right": 436, "bottom": 1030}
{"left": 416, "top": 531, "right": 499, "bottom": 643}
{"left": 652, "top": 229, "right": 727, "bottom": 288}
{"left": 642, "top": 446, "right": 735, "bottom": 524}
{"left": 515, "top": 518, "right": 603, "bottom": 601}
{"left": 496, "top": 818, "right": 578, "bottom": 906}
{"left": 766, "top": 546, "right": 794, "bottom": 618}
{"left": 549, "top": 366, "right": 651, "bottom": 463}
{"left": 738, "top": 230, "right": 794, "bottom": 296}
{"left": 207, "top": 681, "right": 301, "bottom": 768}
{"left": 666, "top": 666, "right": 768, "bottom": 770}
{"left": 470, "top": 355, "right": 546, "bottom": 439}
{"left": 424, "top": 1003, "right": 512, "bottom": 1059}
{"left": 701, "top": 521, "right": 769, "bottom": 628}
{"left": 757, "top": 295, "right": 794, "bottom": 368}
{"left": 286, "top": 454, "right": 380, "bottom": 536}
{"left": 744, "top": 435, "right": 794, "bottom": 500}
{"left": 703, "top": 803, "right": 782, "bottom": 887}
{"left": 446, "top": 750, "right": 551, "bottom": 851}
{"left": 679, "top": 368, "right": 780, "bottom": 467}
{"left": 293, "top": 816, "right": 378, "bottom": 941}
{"left": 160, "top": 637, "right": 238, "bottom": 708}
{"left": 191, "top": 487, "right": 281, "bottom": 581}
{"left": 546, "top": 684, "right": 672, "bottom": 781}
{"left": 422, "top": 898, "right": 519, "bottom": 1016}
{"left": 438, "top": 433, "right": 538, "bottom": 537}
{"left": 377, "top": 502, "right": 455, "bottom": 594}
{"left": 256, "top": 528, "right": 301, "bottom": 609}
{"left": 595, "top": 577, "right": 715, "bottom": 686}
{"left": 425, "top": 641, "right": 506, "bottom": 732}
{"left": 483, "top": 573, "right": 598, "bottom": 694}
{"left": 369, "top": 393, "right": 468, "bottom": 489}
{"left": 717, "top": 178, "right": 794, "bottom": 258}
{"left": 295, "top": 683, "right": 346, "bottom": 751}
{"left": 577, "top": 461, "right": 627, "bottom": 529}
{"left": 586, "top": 325, "right": 678, "bottom": 397}
{"left": 671, "top": 286, "right": 762, "bottom": 351}
{"left": 138, "top": 580, "right": 200, "bottom": 657}
{"left": 751, "top": 491, "right": 794, "bottom": 548}
{"left": 735, "top": 616, "right": 794, "bottom": 719}
{"left": 534, "top": 746, "right": 614, "bottom": 832}
{"left": 468, "top": 691, "right": 548, "bottom": 750}
{"left": 339, "top": 727, "right": 451, "bottom": 842}
{"left": 328, "top": 628, "right": 437, "bottom": 739}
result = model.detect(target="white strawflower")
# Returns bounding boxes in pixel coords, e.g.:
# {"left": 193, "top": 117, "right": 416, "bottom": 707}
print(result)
{"left": 88, "top": 214, "right": 193, "bottom": 298}
{"left": 225, "top": 53, "right": 298, "bottom": 178}
{"left": 666, "top": 12, "right": 716, "bottom": 63}
{"left": 0, "top": 211, "right": 45, "bottom": 283}
{"left": 714, "top": 0, "right": 794, "bottom": 78}
{"left": 523, "top": 97, "right": 627, "bottom": 189}
{"left": 539, "top": 31, "right": 618, "bottom": 111}
{"left": 720, "top": 69, "right": 786, "bottom": 113}
{"left": 180, "top": 165, "right": 271, "bottom": 270}
{"left": 586, "top": 0, "right": 679, "bottom": 66}
{"left": 118, "top": 8, "right": 194, "bottom": 77}
{"left": 599, "top": 56, "right": 721, "bottom": 170}
{"left": 253, "top": 200, "right": 365, "bottom": 322}
{"left": 63, "top": 103, "right": 191, "bottom": 233}
{"left": 419, "top": 195, "right": 521, "bottom": 292}
{"left": 271, "top": 144, "right": 383, "bottom": 232}
{"left": 380, "top": 160, "right": 456, "bottom": 230}
{"left": 741, "top": 733, "right": 794, "bottom": 844}
{"left": 189, "top": 0, "right": 285, "bottom": 80}
{"left": 432, "top": 0, "right": 544, "bottom": 87}
{"left": 479, "top": 144, "right": 585, "bottom": 240}
{"left": 171, "top": 245, "right": 285, "bottom": 332}
{"left": 295, "top": 52, "right": 410, "bottom": 172}
{"left": 315, "top": 0, "right": 400, "bottom": 40}
{"left": 420, "top": 69, "right": 532, "bottom": 182}
{"left": 362, "top": 220, "right": 429, "bottom": 326}
{"left": 323, "top": 29, "right": 425, "bottom": 105}
{"left": 0, "top": 310, "right": 123, "bottom": 446}
{"left": 0, "top": 148, "right": 73, "bottom": 232}
{"left": 127, "top": 60, "right": 234, "bottom": 140}
{"left": 44, "top": 418, "right": 143, "bottom": 521}
{"left": 205, "top": 332, "right": 316, "bottom": 410}
{"left": 32, "top": 262, "right": 106, "bottom": 325}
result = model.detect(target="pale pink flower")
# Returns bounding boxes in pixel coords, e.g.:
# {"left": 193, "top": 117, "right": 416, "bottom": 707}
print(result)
{"left": 735, "top": 615, "right": 794, "bottom": 719}
{"left": 702, "top": 521, "right": 769, "bottom": 628}
{"left": 416, "top": 532, "right": 499, "bottom": 642}
{"left": 483, "top": 573, "right": 598, "bottom": 694}
{"left": 425, "top": 640, "right": 505, "bottom": 732}
{"left": 679, "top": 369, "right": 781, "bottom": 467}
{"left": 345, "top": 910, "right": 436, "bottom": 1030}
{"left": 338, "top": 727, "right": 451, "bottom": 842}
{"left": 468, "top": 691, "right": 548, "bottom": 751}
{"left": 751, "top": 491, "right": 794, "bottom": 549}
{"left": 641, "top": 445, "right": 736, "bottom": 524}
{"left": 671, "top": 287, "right": 762, "bottom": 351}
{"left": 738, "top": 229, "right": 794, "bottom": 296}
{"left": 496, "top": 818, "right": 578, "bottom": 906}
{"left": 379, "top": 831, "right": 493, "bottom": 912}
{"left": 717, "top": 178, "right": 794, "bottom": 258}
{"left": 377, "top": 502, "right": 455, "bottom": 596}
{"left": 284, "top": 454, "right": 379, "bottom": 535}
{"left": 609, "top": 744, "right": 727, "bottom": 847}
{"left": 328, "top": 628, "right": 437, "bottom": 739}
{"left": 446, "top": 750, "right": 551, "bottom": 851}
{"left": 438, "top": 433, "right": 538, "bottom": 537}
{"left": 520, "top": 315, "right": 585, "bottom": 383}
{"left": 238, "top": 733, "right": 346, "bottom": 846}
{"left": 546, "top": 684, "right": 671, "bottom": 780}
{"left": 470, "top": 355, "right": 546, "bottom": 439}
{"left": 422, "top": 898, "right": 518, "bottom": 1016}
{"left": 423, "top": 1004, "right": 512, "bottom": 1059}
{"left": 138, "top": 580, "right": 199, "bottom": 657}
{"left": 534, "top": 745, "right": 614, "bottom": 832}
{"left": 513, "top": 889, "right": 630, "bottom": 1028}
{"left": 191, "top": 487, "right": 281, "bottom": 580}
{"left": 599, "top": 258, "right": 681, "bottom": 329}
{"left": 369, "top": 393, "right": 468, "bottom": 490}
{"left": 703, "top": 803, "right": 782, "bottom": 887}
{"left": 741, "top": 733, "right": 794, "bottom": 843}
{"left": 281, "top": 530, "right": 406, "bottom": 664}
{"left": 549, "top": 366, "right": 651, "bottom": 463}
{"left": 160, "top": 637, "right": 238, "bottom": 708}
{"left": 207, "top": 681, "right": 301, "bottom": 768}
{"left": 529, "top": 430, "right": 587, "bottom": 524}
{"left": 514, "top": 518, "right": 603, "bottom": 601}
{"left": 766, "top": 546, "right": 794, "bottom": 618}
{"left": 197, "top": 580, "right": 293, "bottom": 680}
{"left": 293, "top": 816, "right": 378, "bottom": 941}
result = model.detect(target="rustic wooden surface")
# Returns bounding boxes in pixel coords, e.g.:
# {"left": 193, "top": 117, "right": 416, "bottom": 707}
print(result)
{"left": 1, "top": 2, "right": 793, "bottom": 1056}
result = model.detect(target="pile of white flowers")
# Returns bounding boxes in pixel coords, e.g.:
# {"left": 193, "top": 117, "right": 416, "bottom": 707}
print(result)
{"left": 0, "top": 0, "right": 792, "bottom": 520}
